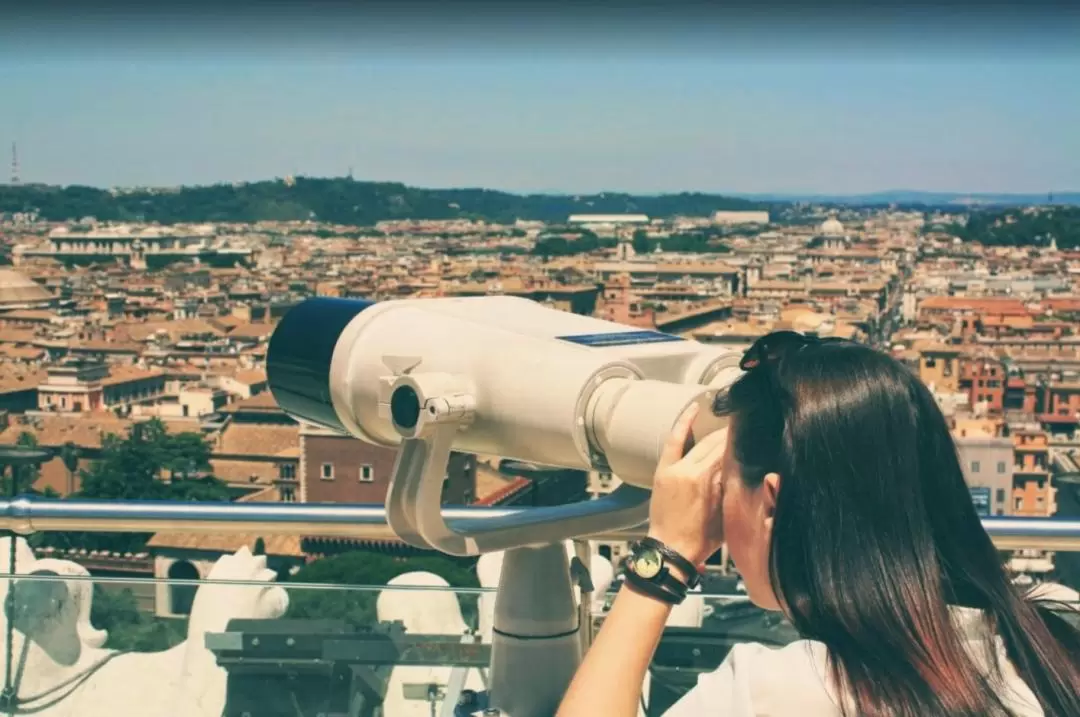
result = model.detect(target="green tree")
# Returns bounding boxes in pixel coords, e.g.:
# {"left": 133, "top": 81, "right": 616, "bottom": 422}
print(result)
{"left": 952, "top": 207, "right": 1080, "bottom": 249}
{"left": 286, "top": 551, "right": 480, "bottom": 630}
{"left": 632, "top": 230, "right": 652, "bottom": 254}
{"left": 43, "top": 420, "right": 230, "bottom": 553}
{"left": 89, "top": 585, "right": 187, "bottom": 652}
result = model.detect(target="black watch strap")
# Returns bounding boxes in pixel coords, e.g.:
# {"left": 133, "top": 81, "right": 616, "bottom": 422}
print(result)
{"left": 650, "top": 565, "right": 689, "bottom": 599}
{"left": 640, "top": 537, "right": 702, "bottom": 589}
{"left": 624, "top": 569, "right": 684, "bottom": 606}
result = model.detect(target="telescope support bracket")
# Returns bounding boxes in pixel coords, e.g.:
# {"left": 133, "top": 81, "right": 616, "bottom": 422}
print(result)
{"left": 385, "top": 373, "right": 654, "bottom": 556}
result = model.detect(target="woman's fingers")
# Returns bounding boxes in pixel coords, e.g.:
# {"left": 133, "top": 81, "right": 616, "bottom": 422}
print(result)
{"left": 658, "top": 402, "right": 700, "bottom": 467}
{"left": 683, "top": 425, "right": 729, "bottom": 470}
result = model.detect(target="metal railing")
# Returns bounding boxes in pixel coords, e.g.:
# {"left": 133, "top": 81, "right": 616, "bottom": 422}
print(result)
{"left": 0, "top": 496, "right": 1078, "bottom": 550}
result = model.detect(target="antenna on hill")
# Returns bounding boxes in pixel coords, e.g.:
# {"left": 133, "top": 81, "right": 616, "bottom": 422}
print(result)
{"left": 347, "top": 166, "right": 354, "bottom": 180}
{"left": 10, "top": 142, "right": 19, "bottom": 185}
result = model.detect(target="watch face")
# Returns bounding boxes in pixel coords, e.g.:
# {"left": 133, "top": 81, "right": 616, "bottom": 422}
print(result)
{"left": 633, "top": 547, "right": 663, "bottom": 579}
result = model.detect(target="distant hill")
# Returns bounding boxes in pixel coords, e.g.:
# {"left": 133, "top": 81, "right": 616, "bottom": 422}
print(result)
{"left": 0, "top": 178, "right": 770, "bottom": 225}
{"left": 951, "top": 206, "right": 1080, "bottom": 249}
{"left": 728, "top": 190, "right": 1080, "bottom": 208}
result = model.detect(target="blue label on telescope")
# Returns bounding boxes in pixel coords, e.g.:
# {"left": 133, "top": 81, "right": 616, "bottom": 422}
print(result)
{"left": 558, "top": 330, "right": 685, "bottom": 347}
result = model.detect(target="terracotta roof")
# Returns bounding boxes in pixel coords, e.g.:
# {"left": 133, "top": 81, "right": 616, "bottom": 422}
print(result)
{"left": 218, "top": 423, "right": 299, "bottom": 457}
{"left": 210, "top": 458, "right": 286, "bottom": 485}
{"left": 475, "top": 476, "right": 532, "bottom": 506}
{"left": 222, "top": 391, "right": 281, "bottom": 412}
{"left": 1039, "top": 298, "right": 1080, "bottom": 312}
{"left": 231, "top": 369, "right": 268, "bottom": 386}
{"left": 914, "top": 340, "right": 963, "bottom": 355}
{"left": 146, "top": 531, "right": 304, "bottom": 557}
{"left": 225, "top": 323, "right": 275, "bottom": 340}
{"left": 0, "top": 345, "right": 46, "bottom": 361}
{"left": 918, "top": 297, "right": 1030, "bottom": 316}
{"left": 0, "top": 365, "right": 48, "bottom": 392}
{"left": 0, "top": 414, "right": 195, "bottom": 449}
{"left": 100, "top": 366, "right": 165, "bottom": 386}
{"left": 475, "top": 462, "right": 518, "bottom": 503}
{"left": 237, "top": 484, "right": 286, "bottom": 502}
{"left": 0, "top": 330, "right": 40, "bottom": 345}
{"left": 0, "top": 309, "right": 57, "bottom": 321}
{"left": 70, "top": 340, "right": 143, "bottom": 354}
{"left": 114, "top": 318, "right": 226, "bottom": 342}
{"left": 210, "top": 316, "right": 246, "bottom": 329}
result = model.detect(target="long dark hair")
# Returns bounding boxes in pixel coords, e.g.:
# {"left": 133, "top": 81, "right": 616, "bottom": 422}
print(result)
{"left": 715, "top": 332, "right": 1080, "bottom": 717}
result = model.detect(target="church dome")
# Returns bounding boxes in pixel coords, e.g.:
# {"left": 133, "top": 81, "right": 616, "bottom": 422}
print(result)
{"left": 820, "top": 217, "right": 845, "bottom": 237}
{"left": 0, "top": 268, "right": 53, "bottom": 309}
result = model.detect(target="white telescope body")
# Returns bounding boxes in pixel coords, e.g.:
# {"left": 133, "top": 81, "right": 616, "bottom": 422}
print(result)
{"left": 268, "top": 296, "right": 742, "bottom": 556}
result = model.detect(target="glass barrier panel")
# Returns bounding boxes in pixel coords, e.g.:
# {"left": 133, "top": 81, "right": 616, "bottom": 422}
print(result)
{"left": 0, "top": 529, "right": 1077, "bottom": 717}
{"left": 0, "top": 568, "right": 1075, "bottom": 717}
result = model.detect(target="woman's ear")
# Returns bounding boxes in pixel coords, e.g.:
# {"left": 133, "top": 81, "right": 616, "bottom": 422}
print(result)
{"left": 762, "top": 472, "right": 781, "bottom": 530}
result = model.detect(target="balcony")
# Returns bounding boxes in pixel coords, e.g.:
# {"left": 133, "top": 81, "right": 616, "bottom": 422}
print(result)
{"left": 0, "top": 497, "right": 1077, "bottom": 717}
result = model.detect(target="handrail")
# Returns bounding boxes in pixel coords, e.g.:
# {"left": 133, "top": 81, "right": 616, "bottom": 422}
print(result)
{"left": 0, "top": 497, "right": 1078, "bottom": 550}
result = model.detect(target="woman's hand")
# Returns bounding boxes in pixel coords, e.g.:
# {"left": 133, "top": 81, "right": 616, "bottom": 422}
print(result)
{"left": 558, "top": 402, "right": 730, "bottom": 717}
{"left": 647, "top": 403, "right": 730, "bottom": 568}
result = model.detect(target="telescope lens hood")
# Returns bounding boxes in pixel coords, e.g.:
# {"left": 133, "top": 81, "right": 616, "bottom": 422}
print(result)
{"left": 268, "top": 297, "right": 375, "bottom": 433}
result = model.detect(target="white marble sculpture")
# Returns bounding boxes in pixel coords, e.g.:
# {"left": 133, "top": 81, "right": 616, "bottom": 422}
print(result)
{"left": 0, "top": 538, "right": 288, "bottom": 717}
{"left": 376, "top": 571, "right": 486, "bottom": 717}
{"left": 475, "top": 542, "right": 615, "bottom": 643}
{"left": 168, "top": 546, "right": 291, "bottom": 717}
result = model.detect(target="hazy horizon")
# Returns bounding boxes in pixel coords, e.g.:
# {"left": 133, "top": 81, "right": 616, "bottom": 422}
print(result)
{"left": 2, "top": 22, "right": 1078, "bottom": 195}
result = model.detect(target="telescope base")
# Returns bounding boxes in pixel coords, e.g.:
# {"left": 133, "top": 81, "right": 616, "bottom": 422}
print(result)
{"left": 485, "top": 543, "right": 583, "bottom": 717}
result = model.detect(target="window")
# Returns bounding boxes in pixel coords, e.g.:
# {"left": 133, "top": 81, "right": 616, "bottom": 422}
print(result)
{"left": 925, "top": 358, "right": 937, "bottom": 368}
{"left": 970, "top": 461, "right": 980, "bottom": 473}
{"left": 280, "top": 463, "right": 296, "bottom": 480}
{"left": 320, "top": 463, "right": 335, "bottom": 481}
{"left": 996, "top": 488, "right": 1005, "bottom": 503}
{"left": 1015, "top": 497, "right": 1023, "bottom": 511}
{"left": 359, "top": 464, "right": 374, "bottom": 482}
{"left": 997, "top": 462, "right": 1006, "bottom": 474}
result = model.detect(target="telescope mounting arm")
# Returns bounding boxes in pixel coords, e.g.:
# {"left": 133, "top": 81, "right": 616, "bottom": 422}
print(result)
{"left": 381, "top": 363, "right": 651, "bottom": 556}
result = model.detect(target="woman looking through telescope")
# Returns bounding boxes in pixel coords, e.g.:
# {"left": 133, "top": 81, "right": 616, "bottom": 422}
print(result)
{"left": 558, "top": 331, "right": 1080, "bottom": 717}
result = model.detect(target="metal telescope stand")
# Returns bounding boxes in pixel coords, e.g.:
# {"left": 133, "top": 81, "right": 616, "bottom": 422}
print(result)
{"left": 377, "top": 370, "right": 641, "bottom": 717}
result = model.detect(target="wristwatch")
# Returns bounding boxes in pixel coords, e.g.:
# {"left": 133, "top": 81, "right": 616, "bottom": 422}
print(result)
{"left": 632, "top": 537, "right": 702, "bottom": 589}
{"left": 624, "top": 538, "right": 701, "bottom": 604}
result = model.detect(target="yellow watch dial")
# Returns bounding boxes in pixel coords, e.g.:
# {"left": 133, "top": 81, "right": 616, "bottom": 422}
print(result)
{"left": 633, "top": 549, "right": 663, "bottom": 579}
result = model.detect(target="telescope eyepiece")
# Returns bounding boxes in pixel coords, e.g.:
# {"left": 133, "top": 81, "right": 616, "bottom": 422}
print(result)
{"left": 390, "top": 384, "right": 422, "bottom": 430}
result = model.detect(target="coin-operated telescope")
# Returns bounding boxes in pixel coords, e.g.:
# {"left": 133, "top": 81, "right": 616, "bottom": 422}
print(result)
{"left": 267, "top": 296, "right": 743, "bottom": 717}
{"left": 268, "top": 295, "right": 742, "bottom": 555}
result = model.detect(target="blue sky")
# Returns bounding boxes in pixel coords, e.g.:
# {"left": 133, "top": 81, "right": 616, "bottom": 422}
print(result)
{"left": 1, "top": 43, "right": 1078, "bottom": 194}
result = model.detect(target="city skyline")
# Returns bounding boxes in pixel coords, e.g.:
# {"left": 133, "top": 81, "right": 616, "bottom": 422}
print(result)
{"left": 2, "top": 51, "right": 1078, "bottom": 195}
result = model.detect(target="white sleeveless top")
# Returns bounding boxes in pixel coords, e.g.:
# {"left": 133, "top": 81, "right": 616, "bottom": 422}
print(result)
{"left": 663, "top": 607, "right": 1045, "bottom": 716}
